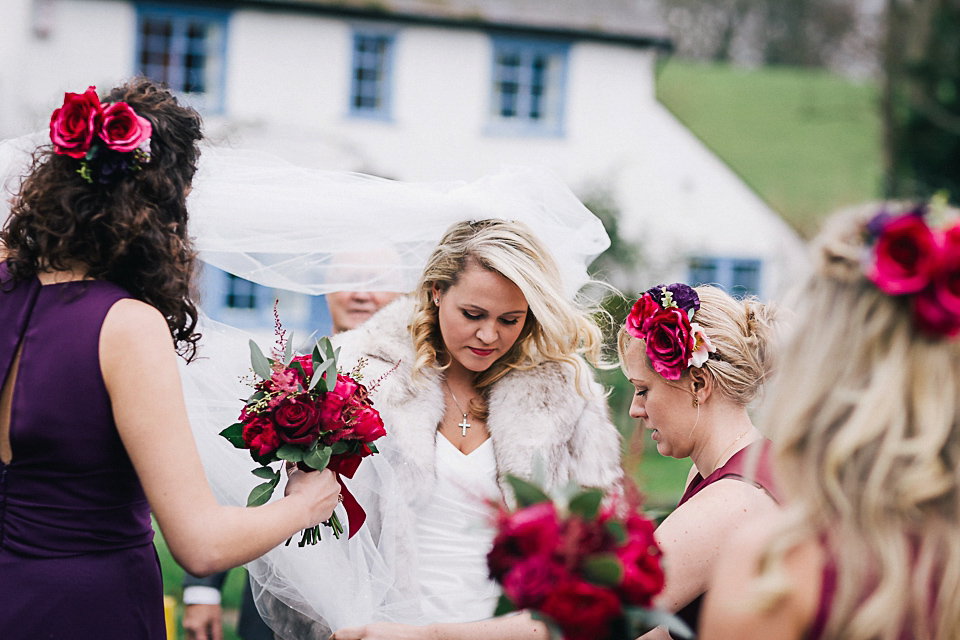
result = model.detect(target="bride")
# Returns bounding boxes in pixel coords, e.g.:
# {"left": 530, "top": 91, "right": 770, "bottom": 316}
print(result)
{"left": 1, "top": 137, "right": 622, "bottom": 639}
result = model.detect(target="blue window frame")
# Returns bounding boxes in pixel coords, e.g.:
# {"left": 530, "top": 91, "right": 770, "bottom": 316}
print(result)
{"left": 488, "top": 36, "right": 569, "bottom": 136}
{"left": 349, "top": 31, "right": 394, "bottom": 119}
{"left": 688, "top": 257, "right": 763, "bottom": 298}
{"left": 135, "top": 4, "right": 228, "bottom": 112}
{"left": 225, "top": 273, "right": 258, "bottom": 310}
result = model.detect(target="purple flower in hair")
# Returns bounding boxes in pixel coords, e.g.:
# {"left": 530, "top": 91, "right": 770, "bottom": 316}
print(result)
{"left": 644, "top": 283, "right": 700, "bottom": 315}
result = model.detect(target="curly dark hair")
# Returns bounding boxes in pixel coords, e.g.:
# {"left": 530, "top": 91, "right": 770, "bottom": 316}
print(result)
{"left": 1, "top": 78, "right": 204, "bottom": 360}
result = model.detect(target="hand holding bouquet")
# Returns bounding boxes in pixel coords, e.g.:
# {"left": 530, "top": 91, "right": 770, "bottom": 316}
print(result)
{"left": 488, "top": 476, "right": 692, "bottom": 640}
{"left": 220, "top": 319, "right": 387, "bottom": 544}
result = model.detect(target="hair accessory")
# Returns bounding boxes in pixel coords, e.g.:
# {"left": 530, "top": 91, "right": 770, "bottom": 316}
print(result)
{"left": 625, "top": 283, "right": 716, "bottom": 380}
{"left": 49, "top": 86, "right": 152, "bottom": 185}
{"left": 863, "top": 194, "right": 960, "bottom": 338}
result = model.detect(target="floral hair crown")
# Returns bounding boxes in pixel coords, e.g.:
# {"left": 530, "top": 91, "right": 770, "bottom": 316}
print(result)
{"left": 49, "top": 86, "right": 152, "bottom": 185}
{"left": 625, "top": 283, "right": 716, "bottom": 381}
{"left": 863, "top": 195, "right": 960, "bottom": 338}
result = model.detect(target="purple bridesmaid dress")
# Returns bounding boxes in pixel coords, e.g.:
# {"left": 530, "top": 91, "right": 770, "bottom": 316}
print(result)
{"left": 0, "top": 262, "right": 166, "bottom": 639}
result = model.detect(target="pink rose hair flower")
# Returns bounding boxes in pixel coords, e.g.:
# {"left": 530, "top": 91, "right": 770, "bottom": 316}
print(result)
{"left": 864, "top": 201, "right": 960, "bottom": 339}
{"left": 625, "top": 283, "right": 712, "bottom": 380}
{"left": 48, "top": 85, "right": 153, "bottom": 184}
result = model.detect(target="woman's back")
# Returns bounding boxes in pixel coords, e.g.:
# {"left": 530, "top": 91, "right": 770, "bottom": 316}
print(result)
{"left": 0, "top": 262, "right": 164, "bottom": 639}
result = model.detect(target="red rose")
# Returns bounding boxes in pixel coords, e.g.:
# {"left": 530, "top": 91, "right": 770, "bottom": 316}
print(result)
{"left": 641, "top": 307, "right": 693, "bottom": 380}
{"left": 350, "top": 404, "right": 386, "bottom": 443}
{"left": 614, "top": 513, "right": 664, "bottom": 606}
{"left": 625, "top": 293, "right": 660, "bottom": 340}
{"left": 488, "top": 502, "right": 561, "bottom": 580}
{"left": 100, "top": 101, "right": 152, "bottom": 153}
{"left": 291, "top": 354, "right": 314, "bottom": 385}
{"left": 319, "top": 374, "right": 361, "bottom": 426}
{"left": 502, "top": 556, "right": 568, "bottom": 609}
{"left": 869, "top": 214, "right": 939, "bottom": 295}
{"left": 274, "top": 395, "right": 321, "bottom": 445}
{"left": 538, "top": 579, "right": 621, "bottom": 640}
{"left": 242, "top": 417, "right": 280, "bottom": 457}
{"left": 932, "top": 224, "right": 960, "bottom": 316}
{"left": 557, "top": 517, "right": 614, "bottom": 566}
{"left": 49, "top": 86, "right": 102, "bottom": 159}
{"left": 912, "top": 288, "right": 960, "bottom": 337}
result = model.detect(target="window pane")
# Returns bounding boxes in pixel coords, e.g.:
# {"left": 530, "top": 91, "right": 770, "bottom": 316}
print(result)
{"left": 351, "top": 35, "right": 389, "bottom": 113}
{"left": 689, "top": 257, "right": 719, "bottom": 287}
{"left": 491, "top": 42, "right": 565, "bottom": 130}
{"left": 731, "top": 260, "right": 762, "bottom": 297}
{"left": 225, "top": 274, "right": 257, "bottom": 309}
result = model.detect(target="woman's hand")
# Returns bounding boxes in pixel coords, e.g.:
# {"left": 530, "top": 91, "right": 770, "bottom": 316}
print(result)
{"left": 331, "top": 622, "right": 432, "bottom": 640}
{"left": 285, "top": 466, "right": 342, "bottom": 527}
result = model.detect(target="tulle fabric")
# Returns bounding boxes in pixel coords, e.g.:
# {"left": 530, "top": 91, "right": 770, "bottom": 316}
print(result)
{"left": 179, "top": 314, "right": 430, "bottom": 633}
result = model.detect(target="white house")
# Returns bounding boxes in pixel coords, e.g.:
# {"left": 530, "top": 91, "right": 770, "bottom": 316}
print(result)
{"left": 0, "top": 0, "right": 806, "bottom": 334}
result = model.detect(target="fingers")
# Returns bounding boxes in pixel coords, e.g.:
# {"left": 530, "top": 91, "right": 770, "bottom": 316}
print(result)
{"left": 331, "top": 626, "right": 363, "bottom": 640}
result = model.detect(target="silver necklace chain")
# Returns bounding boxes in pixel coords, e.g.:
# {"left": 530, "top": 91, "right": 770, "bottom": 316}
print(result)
{"left": 444, "top": 379, "right": 472, "bottom": 437}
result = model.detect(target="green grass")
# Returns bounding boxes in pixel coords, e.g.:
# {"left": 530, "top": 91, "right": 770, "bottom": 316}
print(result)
{"left": 656, "top": 60, "right": 884, "bottom": 237}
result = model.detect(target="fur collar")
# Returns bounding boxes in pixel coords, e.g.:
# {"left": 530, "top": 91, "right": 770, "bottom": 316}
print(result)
{"left": 332, "top": 296, "right": 621, "bottom": 503}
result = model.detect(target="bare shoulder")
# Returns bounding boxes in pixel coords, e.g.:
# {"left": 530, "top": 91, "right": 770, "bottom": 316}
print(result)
{"left": 100, "top": 299, "right": 175, "bottom": 370}
{"left": 699, "top": 512, "right": 823, "bottom": 640}
{"left": 668, "top": 476, "right": 777, "bottom": 529}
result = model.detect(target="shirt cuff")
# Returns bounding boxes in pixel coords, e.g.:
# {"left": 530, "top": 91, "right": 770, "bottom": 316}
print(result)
{"left": 182, "top": 586, "right": 222, "bottom": 606}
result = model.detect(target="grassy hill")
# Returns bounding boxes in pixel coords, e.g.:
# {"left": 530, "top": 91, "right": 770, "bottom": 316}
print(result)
{"left": 656, "top": 60, "right": 884, "bottom": 237}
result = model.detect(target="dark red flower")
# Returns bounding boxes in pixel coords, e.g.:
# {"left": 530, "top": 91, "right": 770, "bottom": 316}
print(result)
{"left": 49, "top": 86, "right": 102, "bottom": 159}
{"left": 869, "top": 214, "right": 939, "bottom": 295}
{"left": 350, "top": 404, "right": 386, "bottom": 443}
{"left": 242, "top": 417, "right": 280, "bottom": 457}
{"left": 641, "top": 307, "right": 694, "bottom": 380}
{"left": 538, "top": 579, "right": 622, "bottom": 640}
{"left": 274, "top": 394, "right": 321, "bottom": 445}
{"left": 502, "top": 556, "right": 568, "bottom": 609}
{"left": 291, "top": 354, "right": 314, "bottom": 384}
{"left": 100, "top": 101, "right": 152, "bottom": 153}
{"left": 488, "top": 502, "right": 561, "bottom": 580}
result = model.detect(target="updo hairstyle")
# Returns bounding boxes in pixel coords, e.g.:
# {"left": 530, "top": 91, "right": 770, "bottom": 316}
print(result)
{"left": 1, "top": 78, "right": 204, "bottom": 359}
{"left": 619, "top": 285, "right": 777, "bottom": 405}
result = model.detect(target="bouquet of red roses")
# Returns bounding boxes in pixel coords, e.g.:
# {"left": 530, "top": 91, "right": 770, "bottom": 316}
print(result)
{"left": 488, "top": 477, "right": 692, "bottom": 640}
{"left": 220, "top": 324, "right": 386, "bottom": 544}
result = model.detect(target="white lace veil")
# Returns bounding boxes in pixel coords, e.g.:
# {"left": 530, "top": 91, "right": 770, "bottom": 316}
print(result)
{"left": 0, "top": 133, "right": 611, "bottom": 634}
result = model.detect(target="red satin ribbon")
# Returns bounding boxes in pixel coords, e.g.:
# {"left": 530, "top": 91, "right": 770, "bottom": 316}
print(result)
{"left": 328, "top": 453, "right": 365, "bottom": 539}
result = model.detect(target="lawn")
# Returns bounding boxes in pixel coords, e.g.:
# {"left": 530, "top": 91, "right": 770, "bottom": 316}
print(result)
{"left": 656, "top": 60, "right": 884, "bottom": 237}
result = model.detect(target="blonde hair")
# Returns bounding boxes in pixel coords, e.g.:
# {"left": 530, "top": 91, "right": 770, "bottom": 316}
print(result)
{"left": 410, "top": 219, "right": 604, "bottom": 417}
{"left": 617, "top": 285, "right": 777, "bottom": 405}
{"left": 755, "top": 203, "right": 960, "bottom": 640}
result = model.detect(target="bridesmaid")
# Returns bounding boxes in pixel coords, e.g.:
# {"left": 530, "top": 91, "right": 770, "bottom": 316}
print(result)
{"left": 0, "top": 79, "right": 340, "bottom": 640}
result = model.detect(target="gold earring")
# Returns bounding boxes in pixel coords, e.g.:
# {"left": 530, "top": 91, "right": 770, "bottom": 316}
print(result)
{"left": 692, "top": 396, "right": 699, "bottom": 408}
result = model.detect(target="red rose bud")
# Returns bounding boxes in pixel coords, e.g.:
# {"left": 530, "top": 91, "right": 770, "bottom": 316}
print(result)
{"left": 641, "top": 307, "right": 693, "bottom": 380}
{"left": 50, "top": 86, "right": 102, "bottom": 159}
{"left": 100, "top": 101, "right": 152, "bottom": 154}
{"left": 502, "top": 557, "right": 568, "bottom": 609}
{"left": 538, "top": 579, "right": 621, "bottom": 640}
{"left": 291, "top": 354, "right": 314, "bottom": 384}
{"left": 869, "top": 214, "right": 939, "bottom": 295}
{"left": 274, "top": 395, "right": 321, "bottom": 444}
{"left": 242, "top": 418, "right": 281, "bottom": 457}
{"left": 351, "top": 404, "right": 386, "bottom": 442}
{"left": 933, "top": 224, "right": 960, "bottom": 317}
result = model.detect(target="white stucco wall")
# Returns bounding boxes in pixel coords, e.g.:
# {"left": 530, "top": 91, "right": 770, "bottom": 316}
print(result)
{"left": 0, "top": 0, "right": 806, "bottom": 300}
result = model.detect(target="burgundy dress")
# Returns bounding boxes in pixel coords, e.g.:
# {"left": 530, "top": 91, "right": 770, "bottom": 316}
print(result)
{"left": 671, "top": 439, "right": 781, "bottom": 639}
{"left": 0, "top": 263, "right": 166, "bottom": 639}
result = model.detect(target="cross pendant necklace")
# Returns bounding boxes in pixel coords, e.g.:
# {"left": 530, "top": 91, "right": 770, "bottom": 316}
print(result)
{"left": 444, "top": 380, "right": 472, "bottom": 436}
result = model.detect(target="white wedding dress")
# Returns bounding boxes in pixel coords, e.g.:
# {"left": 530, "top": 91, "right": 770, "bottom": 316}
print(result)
{"left": 415, "top": 434, "right": 502, "bottom": 623}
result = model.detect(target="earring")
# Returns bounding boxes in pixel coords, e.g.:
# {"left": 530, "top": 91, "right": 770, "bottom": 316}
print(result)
{"left": 692, "top": 396, "right": 699, "bottom": 408}
{"left": 434, "top": 297, "right": 439, "bottom": 306}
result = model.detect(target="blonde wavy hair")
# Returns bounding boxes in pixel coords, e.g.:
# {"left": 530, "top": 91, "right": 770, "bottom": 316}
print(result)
{"left": 617, "top": 285, "right": 777, "bottom": 406}
{"left": 410, "top": 219, "right": 604, "bottom": 417}
{"left": 754, "top": 203, "right": 960, "bottom": 640}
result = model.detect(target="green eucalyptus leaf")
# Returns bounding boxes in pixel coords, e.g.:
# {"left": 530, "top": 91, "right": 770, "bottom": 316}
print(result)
{"left": 321, "top": 358, "right": 338, "bottom": 385}
{"left": 247, "top": 478, "right": 279, "bottom": 507}
{"left": 625, "top": 607, "right": 695, "bottom": 640}
{"left": 605, "top": 520, "right": 628, "bottom": 546}
{"left": 331, "top": 441, "right": 350, "bottom": 455}
{"left": 283, "top": 331, "right": 294, "bottom": 367}
{"left": 569, "top": 488, "right": 604, "bottom": 520}
{"left": 493, "top": 594, "right": 515, "bottom": 617}
{"left": 275, "top": 445, "right": 304, "bottom": 463}
{"left": 582, "top": 553, "right": 624, "bottom": 587}
{"left": 219, "top": 423, "right": 246, "bottom": 448}
{"left": 303, "top": 445, "right": 332, "bottom": 471}
{"left": 249, "top": 340, "right": 273, "bottom": 380}
{"left": 366, "top": 442, "right": 379, "bottom": 454}
{"left": 309, "top": 368, "right": 327, "bottom": 392}
{"left": 252, "top": 467, "right": 280, "bottom": 481}
{"left": 506, "top": 475, "right": 551, "bottom": 507}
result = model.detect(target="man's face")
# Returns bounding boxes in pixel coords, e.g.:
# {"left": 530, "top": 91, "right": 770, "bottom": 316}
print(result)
{"left": 326, "top": 290, "right": 399, "bottom": 334}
